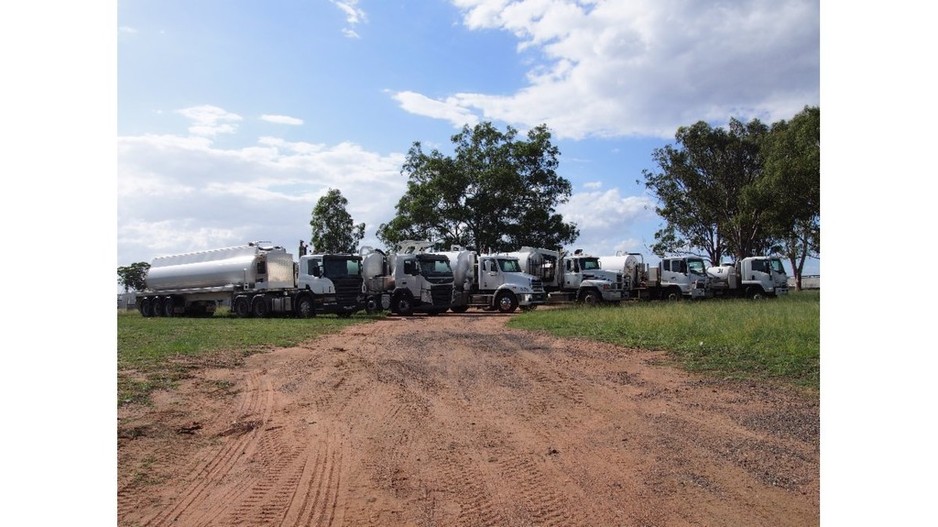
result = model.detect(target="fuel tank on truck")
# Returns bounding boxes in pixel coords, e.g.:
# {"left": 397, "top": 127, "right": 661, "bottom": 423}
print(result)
{"left": 599, "top": 254, "right": 642, "bottom": 288}
{"left": 435, "top": 249, "right": 476, "bottom": 290}
{"left": 145, "top": 243, "right": 295, "bottom": 291}
{"left": 360, "top": 247, "right": 395, "bottom": 291}
{"left": 359, "top": 247, "right": 389, "bottom": 280}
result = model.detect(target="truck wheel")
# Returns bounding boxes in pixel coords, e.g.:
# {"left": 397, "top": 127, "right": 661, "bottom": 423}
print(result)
{"left": 393, "top": 294, "right": 414, "bottom": 316}
{"left": 747, "top": 288, "right": 765, "bottom": 300}
{"left": 233, "top": 296, "right": 251, "bottom": 317}
{"left": 580, "top": 289, "right": 601, "bottom": 306}
{"left": 666, "top": 288, "right": 682, "bottom": 301}
{"left": 251, "top": 296, "right": 268, "bottom": 317}
{"left": 139, "top": 298, "right": 152, "bottom": 317}
{"left": 496, "top": 291, "right": 518, "bottom": 313}
{"left": 152, "top": 297, "right": 164, "bottom": 317}
{"left": 162, "top": 297, "right": 175, "bottom": 317}
{"left": 295, "top": 295, "right": 316, "bottom": 318}
{"left": 450, "top": 305, "right": 470, "bottom": 314}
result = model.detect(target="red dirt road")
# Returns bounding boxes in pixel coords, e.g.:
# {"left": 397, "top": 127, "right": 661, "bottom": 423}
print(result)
{"left": 117, "top": 312, "right": 819, "bottom": 526}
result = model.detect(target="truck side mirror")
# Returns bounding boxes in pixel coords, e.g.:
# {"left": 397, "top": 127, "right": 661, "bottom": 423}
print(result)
{"left": 312, "top": 265, "right": 322, "bottom": 277}
{"left": 403, "top": 260, "right": 415, "bottom": 275}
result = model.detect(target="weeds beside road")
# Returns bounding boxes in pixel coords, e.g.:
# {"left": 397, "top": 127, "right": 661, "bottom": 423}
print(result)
{"left": 117, "top": 291, "right": 820, "bottom": 405}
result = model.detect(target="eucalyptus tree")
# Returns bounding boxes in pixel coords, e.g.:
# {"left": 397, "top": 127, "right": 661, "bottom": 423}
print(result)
{"left": 378, "top": 122, "right": 578, "bottom": 252}
{"left": 309, "top": 188, "right": 365, "bottom": 254}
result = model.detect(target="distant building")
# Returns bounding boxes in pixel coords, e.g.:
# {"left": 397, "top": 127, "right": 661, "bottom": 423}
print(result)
{"left": 788, "top": 275, "right": 820, "bottom": 290}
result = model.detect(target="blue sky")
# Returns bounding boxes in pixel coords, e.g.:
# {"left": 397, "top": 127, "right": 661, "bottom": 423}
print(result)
{"left": 116, "top": 0, "right": 820, "bottom": 276}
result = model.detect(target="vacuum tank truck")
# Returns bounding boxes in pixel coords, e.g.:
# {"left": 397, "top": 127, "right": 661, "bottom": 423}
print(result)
{"left": 360, "top": 241, "right": 454, "bottom": 316}
{"left": 434, "top": 247, "right": 546, "bottom": 313}
{"left": 508, "top": 247, "right": 623, "bottom": 305}
{"left": 598, "top": 253, "right": 710, "bottom": 300}
{"left": 706, "top": 256, "right": 789, "bottom": 298}
{"left": 136, "top": 242, "right": 364, "bottom": 318}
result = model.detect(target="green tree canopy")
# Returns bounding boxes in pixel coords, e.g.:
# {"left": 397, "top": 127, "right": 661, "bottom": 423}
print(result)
{"left": 309, "top": 188, "right": 365, "bottom": 254}
{"left": 642, "top": 108, "right": 820, "bottom": 288}
{"left": 761, "top": 106, "right": 820, "bottom": 289}
{"left": 378, "top": 122, "right": 578, "bottom": 252}
{"left": 117, "top": 262, "right": 150, "bottom": 292}
{"left": 642, "top": 117, "right": 777, "bottom": 265}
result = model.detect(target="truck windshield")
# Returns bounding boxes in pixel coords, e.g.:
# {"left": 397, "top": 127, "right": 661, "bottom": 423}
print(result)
{"left": 497, "top": 259, "right": 522, "bottom": 273}
{"left": 580, "top": 258, "right": 601, "bottom": 270}
{"left": 770, "top": 258, "right": 785, "bottom": 274}
{"left": 687, "top": 259, "right": 706, "bottom": 274}
{"left": 418, "top": 257, "right": 453, "bottom": 277}
{"left": 322, "top": 257, "right": 362, "bottom": 278}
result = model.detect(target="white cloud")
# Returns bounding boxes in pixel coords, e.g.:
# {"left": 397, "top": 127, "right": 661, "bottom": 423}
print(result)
{"left": 332, "top": 0, "right": 367, "bottom": 38}
{"left": 557, "top": 188, "right": 658, "bottom": 255}
{"left": 118, "top": 107, "right": 406, "bottom": 266}
{"left": 260, "top": 114, "right": 304, "bottom": 126}
{"left": 175, "top": 105, "right": 243, "bottom": 137}
{"left": 583, "top": 181, "right": 602, "bottom": 190}
{"left": 406, "top": 0, "right": 819, "bottom": 139}
{"left": 391, "top": 91, "right": 480, "bottom": 128}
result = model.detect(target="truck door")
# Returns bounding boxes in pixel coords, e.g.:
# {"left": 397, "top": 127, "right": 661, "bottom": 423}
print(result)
{"left": 480, "top": 258, "right": 498, "bottom": 290}
{"left": 564, "top": 259, "right": 581, "bottom": 288}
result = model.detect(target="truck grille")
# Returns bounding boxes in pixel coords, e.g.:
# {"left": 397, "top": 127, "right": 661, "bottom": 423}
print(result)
{"left": 333, "top": 277, "right": 364, "bottom": 307}
{"left": 430, "top": 284, "right": 454, "bottom": 307}
{"left": 531, "top": 279, "right": 545, "bottom": 293}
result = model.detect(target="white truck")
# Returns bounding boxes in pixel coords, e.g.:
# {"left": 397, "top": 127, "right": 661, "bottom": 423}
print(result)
{"left": 509, "top": 247, "right": 624, "bottom": 305}
{"left": 136, "top": 241, "right": 364, "bottom": 318}
{"left": 599, "top": 253, "right": 710, "bottom": 300}
{"left": 706, "top": 256, "right": 789, "bottom": 299}
{"left": 360, "top": 241, "right": 455, "bottom": 316}
{"left": 434, "top": 247, "right": 547, "bottom": 313}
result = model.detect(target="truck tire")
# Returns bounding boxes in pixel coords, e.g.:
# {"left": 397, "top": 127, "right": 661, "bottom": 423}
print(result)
{"left": 139, "top": 298, "right": 153, "bottom": 317}
{"left": 233, "top": 296, "right": 251, "bottom": 318}
{"left": 496, "top": 291, "right": 518, "bottom": 313}
{"left": 295, "top": 294, "right": 316, "bottom": 318}
{"left": 162, "top": 296, "right": 175, "bottom": 317}
{"left": 579, "top": 289, "right": 601, "bottom": 306}
{"left": 251, "top": 296, "right": 268, "bottom": 317}
{"left": 393, "top": 293, "right": 414, "bottom": 316}
{"left": 747, "top": 287, "right": 765, "bottom": 300}
{"left": 450, "top": 305, "right": 470, "bottom": 314}
{"left": 666, "top": 288, "right": 682, "bottom": 301}
{"left": 152, "top": 297, "right": 165, "bottom": 317}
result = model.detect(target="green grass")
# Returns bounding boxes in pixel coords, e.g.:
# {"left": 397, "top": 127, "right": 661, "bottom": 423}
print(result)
{"left": 117, "top": 309, "right": 379, "bottom": 405}
{"left": 508, "top": 290, "right": 820, "bottom": 389}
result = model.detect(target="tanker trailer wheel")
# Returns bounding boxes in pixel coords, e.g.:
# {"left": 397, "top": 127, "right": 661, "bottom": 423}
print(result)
{"left": 151, "top": 297, "right": 165, "bottom": 316}
{"left": 232, "top": 296, "right": 251, "bottom": 318}
{"left": 139, "top": 298, "right": 153, "bottom": 317}
{"left": 393, "top": 293, "right": 414, "bottom": 316}
{"left": 162, "top": 296, "right": 176, "bottom": 317}
{"left": 295, "top": 294, "right": 316, "bottom": 318}
{"left": 251, "top": 296, "right": 269, "bottom": 317}
{"left": 496, "top": 291, "right": 518, "bottom": 313}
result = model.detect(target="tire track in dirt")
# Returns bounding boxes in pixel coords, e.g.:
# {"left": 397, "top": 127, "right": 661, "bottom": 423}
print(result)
{"left": 138, "top": 372, "right": 274, "bottom": 527}
{"left": 119, "top": 312, "right": 819, "bottom": 527}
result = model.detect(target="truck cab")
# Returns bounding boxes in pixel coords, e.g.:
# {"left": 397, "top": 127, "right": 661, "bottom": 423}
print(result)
{"left": 652, "top": 257, "right": 710, "bottom": 299}
{"left": 562, "top": 252, "right": 624, "bottom": 304}
{"left": 299, "top": 254, "right": 365, "bottom": 315}
{"left": 739, "top": 257, "right": 789, "bottom": 298}
{"left": 390, "top": 252, "right": 455, "bottom": 315}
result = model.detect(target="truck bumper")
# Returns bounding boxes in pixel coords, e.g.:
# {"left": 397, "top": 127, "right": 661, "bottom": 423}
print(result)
{"left": 602, "top": 291, "right": 623, "bottom": 302}
{"left": 688, "top": 288, "right": 708, "bottom": 299}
